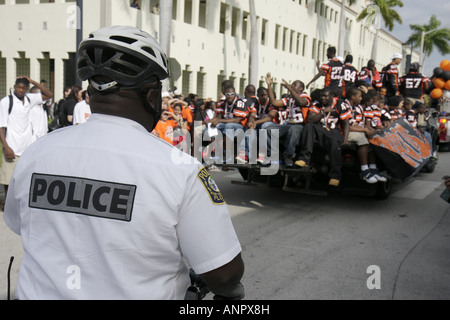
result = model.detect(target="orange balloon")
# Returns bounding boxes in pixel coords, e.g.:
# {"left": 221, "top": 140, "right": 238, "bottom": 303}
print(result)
{"left": 433, "top": 78, "right": 445, "bottom": 89}
{"left": 441, "top": 60, "right": 450, "bottom": 71}
{"left": 445, "top": 80, "right": 450, "bottom": 91}
{"left": 431, "top": 88, "right": 443, "bottom": 99}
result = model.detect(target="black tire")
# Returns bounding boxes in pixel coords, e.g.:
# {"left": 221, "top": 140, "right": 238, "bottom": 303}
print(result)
{"left": 421, "top": 160, "right": 437, "bottom": 174}
{"left": 439, "top": 142, "right": 450, "bottom": 152}
{"left": 376, "top": 179, "right": 392, "bottom": 200}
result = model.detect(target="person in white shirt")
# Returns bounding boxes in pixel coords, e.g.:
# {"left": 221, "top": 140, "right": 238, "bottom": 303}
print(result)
{"left": 72, "top": 91, "right": 91, "bottom": 125}
{"left": 0, "top": 76, "right": 53, "bottom": 198}
{"left": 29, "top": 86, "right": 49, "bottom": 143}
{"left": 4, "top": 26, "right": 244, "bottom": 300}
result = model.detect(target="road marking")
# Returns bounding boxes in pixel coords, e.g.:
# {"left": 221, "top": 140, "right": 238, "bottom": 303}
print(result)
{"left": 393, "top": 180, "right": 442, "bottom": 200}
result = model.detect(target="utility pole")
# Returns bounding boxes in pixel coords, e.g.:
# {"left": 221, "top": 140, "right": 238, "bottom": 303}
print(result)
{"left": 75, "top": 0, "right": 83, "bottom": 86}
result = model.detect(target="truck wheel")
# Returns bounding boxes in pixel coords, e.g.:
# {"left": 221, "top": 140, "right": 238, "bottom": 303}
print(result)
{"left": 376, "top": 179, "right": 392, "bottom": 200}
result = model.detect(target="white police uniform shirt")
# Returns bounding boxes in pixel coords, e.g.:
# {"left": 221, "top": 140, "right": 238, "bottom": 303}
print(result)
{"left": 4, "top": 113, "right": 242, "bottom": 300}
{"left": 0, "top": 93, "right": 43, "bottom": 156}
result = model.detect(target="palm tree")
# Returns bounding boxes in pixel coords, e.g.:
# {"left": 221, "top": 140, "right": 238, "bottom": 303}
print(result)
{"left": 357, "top": 0, "right": 403, "bottom": 60}
{"left": 159, "top": 0, "right": 173, "bottom": 91}
{"left": 338, "top": 0, "right": 357, "bottom": 58}
{"left": 407, "top": 15, "right": 450, "bottom": 70}
{"left": 248, "top": 0, "right": 258, "bottom": 86}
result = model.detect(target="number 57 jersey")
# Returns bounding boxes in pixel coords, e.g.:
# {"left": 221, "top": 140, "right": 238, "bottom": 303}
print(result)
{"left": 400, "top": 72, "right": 430, "bottom": 100}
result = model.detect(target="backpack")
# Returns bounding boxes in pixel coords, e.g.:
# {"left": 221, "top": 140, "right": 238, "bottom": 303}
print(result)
{"left": 48, "top": 98, "right": 65, "bottom": 132}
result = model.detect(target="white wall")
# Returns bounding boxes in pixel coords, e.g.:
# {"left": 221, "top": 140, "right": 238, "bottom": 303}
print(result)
{"left": 0, "top": 0, "right": 420, "bottom": 101}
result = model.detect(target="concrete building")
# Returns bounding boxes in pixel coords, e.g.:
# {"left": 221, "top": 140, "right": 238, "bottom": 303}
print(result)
{"left": 0, "top": 0, "right": 420, "bottom": 101}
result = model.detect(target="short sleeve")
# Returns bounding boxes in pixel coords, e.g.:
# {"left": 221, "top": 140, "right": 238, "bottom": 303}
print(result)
{"left": 0, "top": 97, "right": 9, "bottom": 128}
{"left": 3, "top": 172, "right": 21, "bottom": 235}
{"left": 26, "top": 93, "right": 44, "bottom": 109}
{"left": 177, "top": 166, "right": 242, "bottom": 274}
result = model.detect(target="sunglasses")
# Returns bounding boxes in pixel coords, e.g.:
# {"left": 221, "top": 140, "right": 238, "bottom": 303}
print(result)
{"left": 226, "top": 92, "right": 236, "bottom": 96}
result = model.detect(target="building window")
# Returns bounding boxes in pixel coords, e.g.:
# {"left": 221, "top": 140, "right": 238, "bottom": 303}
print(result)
{"left": 231, "top": 7, "right": 239, "bottom": 37}
{"left": 219, "top": 2, "right": 228, "bottom": 34}
{"left": 261, "top": 19, "right": 268, "bottom": 45}
{"left": 197, "top": 67, "right": 206, "bottom": 99}
{"left": 312, "top": 38, "right": 316, "bottom": 59}
{"left": 15, "top": 52, "right": 30, "bottom": 78}
{"left": 242, "top": 12, "right": 249, "bottom": 40}
{"left": 198, "top": 0, "right": 207, "bottom": 28}
{"left": 275, "top": 24, "right": 281, "bottom": 50}
{"left": 0, "top": 54, "right": 6, "bottom": 98}
{"left": 184, "top": 0, "right": 193, "bottom": 24}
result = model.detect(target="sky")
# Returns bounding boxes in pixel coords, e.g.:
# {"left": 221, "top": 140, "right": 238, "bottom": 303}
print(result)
{"left": 385, "top": 0, "right": 450, "bottom": 77}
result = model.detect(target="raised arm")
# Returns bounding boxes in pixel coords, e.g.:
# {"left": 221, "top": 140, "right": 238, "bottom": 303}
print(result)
{"left": 265, "top": 73, "right": 284, "bottom": 108}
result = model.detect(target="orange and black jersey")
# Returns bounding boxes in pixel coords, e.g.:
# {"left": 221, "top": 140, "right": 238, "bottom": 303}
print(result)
{"left": 381, "top": 106, "right": 404, "bottom": 122}
{"left": 399, "top": 72, "right": 430, "bottom": 100}
{"left": 341, "top": 99, "right": 365, "bottom": 127}
{"left": 382, "top": 63, "right": 400, "bottom": 96}
{"left": 364, "top": 104, "right": 383, "bottom": 128}
{"left": 278, "top": 93, "right": 312, "bottom": 125}
{"left": 309, "top": 97, "right": 352, "bottom": 131}
{"left": 321, "top": 58, "right": 344, "bottom": 88}
{"left": 216, "top": 97, "right": 252, "bottom": 127}
{"left": 254, "top": 99, "right": 278, "bottom": 123}
{"left": 340, "top": 63, "right": 358, "bottom": 97}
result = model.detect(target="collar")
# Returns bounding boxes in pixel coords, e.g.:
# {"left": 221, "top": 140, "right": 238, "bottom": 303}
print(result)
{"left": 87, "top": 113, "right": 150, "bottom": 135}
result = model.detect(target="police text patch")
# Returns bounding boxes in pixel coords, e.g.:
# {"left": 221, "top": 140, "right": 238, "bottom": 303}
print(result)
{"left": 198, "top": 167, "right": 226, "bottom": 205}
{"left": 29, "top": 174, "right": 137, "bottom": 222}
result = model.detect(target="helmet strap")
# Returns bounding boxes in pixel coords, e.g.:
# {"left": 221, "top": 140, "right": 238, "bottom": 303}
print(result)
{"left": 134, "top": 81, "right": 162, "bottom": 132}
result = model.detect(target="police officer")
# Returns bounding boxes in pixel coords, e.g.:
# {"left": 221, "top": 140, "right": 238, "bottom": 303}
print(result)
{"left": 400, "top": 62, "right": 430, "bottom": 105}
{"left": 4, "top": 26, "right": 244, "bottom": 300}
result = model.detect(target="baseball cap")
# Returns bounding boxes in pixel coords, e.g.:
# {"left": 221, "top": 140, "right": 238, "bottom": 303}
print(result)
{"left": 391, "top": 53, "right": 403, "bottom": 60}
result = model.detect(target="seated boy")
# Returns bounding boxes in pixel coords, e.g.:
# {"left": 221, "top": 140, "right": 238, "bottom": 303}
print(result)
{"left": 295, "top": 87, "right": 351, "bottom": 187}
{"left": 344, "top": 88, "right": 387, "bottom": 184}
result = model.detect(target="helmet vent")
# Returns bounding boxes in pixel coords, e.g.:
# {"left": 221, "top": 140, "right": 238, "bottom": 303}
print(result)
{"left": 142, "top": 46, "right": 157, "bottom": 58}
{"left": 110, "top": 35, "right": 138, "bottom": 45}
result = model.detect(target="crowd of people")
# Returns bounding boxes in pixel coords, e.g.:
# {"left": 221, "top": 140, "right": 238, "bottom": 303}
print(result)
{"left": 0, "top": 46, "right": 440, "bottom": 195}
{"left": 148, "top": 47, "right": 437, "bottom": 187}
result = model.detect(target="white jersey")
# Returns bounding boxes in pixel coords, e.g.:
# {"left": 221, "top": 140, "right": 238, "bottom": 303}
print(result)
{"left": 0, "top": 93, "right": 43, "bottom": 156}
{"left": 72, "top": 100, "right": 91, "bottom": 125}
{"left": 4, "top": 113, "right": 241, "bottom": 300}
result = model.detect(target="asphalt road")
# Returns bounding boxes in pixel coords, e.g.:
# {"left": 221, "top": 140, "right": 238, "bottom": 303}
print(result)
{"left": 1, "top": 152, "right": 449, "bottom": 300}
{"left": 213, "top": 151, "right": 450, "bottom": 300}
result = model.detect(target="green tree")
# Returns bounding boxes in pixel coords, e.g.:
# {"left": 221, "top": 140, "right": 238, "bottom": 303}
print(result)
{"left": 407, "top": 15, "right": 450, "bottom": 69}
{"left": 357, "top": 0, "right": 404, "bottom": 60}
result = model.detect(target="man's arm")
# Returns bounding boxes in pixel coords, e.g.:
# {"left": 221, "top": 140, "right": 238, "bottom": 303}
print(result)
{"left": 282, "top": 79, "right": 309, "bottom": 107}
{"left": 306, "top": 70, "right": 325, "bottom": 89}
{"left": 341, "top": 119, "right": 350, "bottom": 145}
{"left": 0, "top": 128, "right": 15, "bottom": 160}
{"left": 265, "top": 73, "right": 284, "bottom": 108}
{"left": 200, "top": 253, "right": 245, "bottom": 300}
{"left": 21, "top": 76, "right": 54, "bottom": 100}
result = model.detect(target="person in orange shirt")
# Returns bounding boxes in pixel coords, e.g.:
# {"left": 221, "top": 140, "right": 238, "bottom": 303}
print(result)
{"left": 152, "top": 111, "right": 176, "bottom": 145}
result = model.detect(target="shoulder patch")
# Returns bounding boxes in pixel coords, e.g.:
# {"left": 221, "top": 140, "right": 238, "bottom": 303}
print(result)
{"left": 198, "top": 167, "right": 226, "bottom": 206}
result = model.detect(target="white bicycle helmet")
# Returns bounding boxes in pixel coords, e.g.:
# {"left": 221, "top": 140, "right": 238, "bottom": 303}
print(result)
{"left": 77, "top": 25, "right": 169, "bottom": 91}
